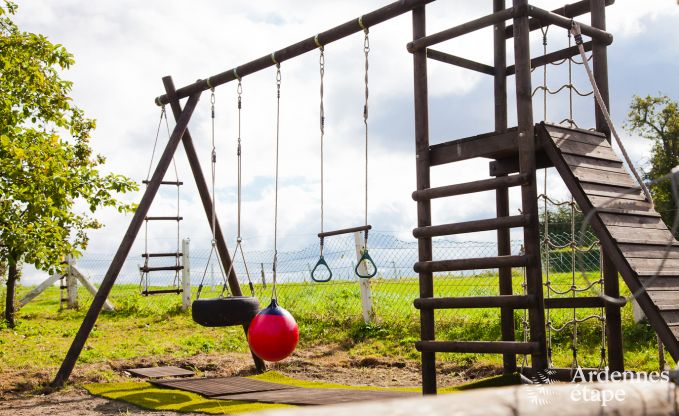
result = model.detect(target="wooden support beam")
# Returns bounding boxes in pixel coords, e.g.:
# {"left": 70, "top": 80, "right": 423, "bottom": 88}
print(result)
{"left": 18, "top": 274, "right": 62, "bottom": 309}
{"left": 70, "top": 266, "right": 114, "bottom": 312}
{"left": 412, "top": 215, "right": 528, "bottom": 238}
{"left": 489, "top": 151, "right": 553, "bottom": 176}
{"left": 407, "top": 7, "right": 518, "bottom": 52}
{"left": 429, "top": 129, "right": 518, "bottom": 166}
{"left": 414, "top": 254, "right": 530, "bottom": 273}
{"left": 52, "top": 90, "right": 202, "bottom": 388}
{"left": 512, "top": 0, "right": 548, "bottom": 374}
{"left": 412, "top": 4, "right": 436, "bottom": 395}
{"left": 526, "top": 5, "right": 613, "bottom": 45}
{"left": 414, "top": 295, "right": 534, "bottom": 310}
{"left": 544, "top": 296, "right": 608, "bottom": 309}
{"left": 425, "top": 49, "right": 495, "bottom": 75}
{"left": 155, "top": 0, "right": 434, "bottom": 106}
{"left": 505, "top": 0, "right": 615, "bottom": 39}
{"left": 416, "top": 340, "right": 540, "bottom": 354}
{"left": 506, "top": 42, "right": 593, "bottom": 76}
{"left": 412, "top": 174, "right": 528, "bottom": 201}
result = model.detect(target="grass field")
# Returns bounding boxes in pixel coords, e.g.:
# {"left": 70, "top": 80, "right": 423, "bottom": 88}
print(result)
{"left": 0, "top": 271, "right": 665, "bottom": 390}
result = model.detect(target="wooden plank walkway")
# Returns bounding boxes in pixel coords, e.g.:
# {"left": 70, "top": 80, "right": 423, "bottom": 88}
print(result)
{"left": 538, "top": 123, "right": 679, "bottom": 360}
{"left": 151, "top": 377, "right": 296, "bottom": 397}
{"left": 126, "top": 366, "right": 194, "bottom": 379}
{"left": 216, "top": 388, "right": 416, "bottom": 406}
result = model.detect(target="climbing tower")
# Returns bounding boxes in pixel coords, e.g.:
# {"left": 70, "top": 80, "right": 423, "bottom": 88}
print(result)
{"left": 410, "top": 0, "right": 679, "bottom": 393}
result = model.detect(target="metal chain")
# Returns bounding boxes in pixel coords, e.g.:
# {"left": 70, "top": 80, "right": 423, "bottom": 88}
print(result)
{"left": 540, "top": 25, "right": 549, "bottom": 122}
{"left": 237, "top": 80, "right": 243, "bottom": 242}
{"left": 272, "top": 64, "right": 282, "bottom": 301}
{"left": 319, "top": 46, "right": 325, "bottom": 257}
{"left": 363, "top": 28, "right": 370, "bottom": 249}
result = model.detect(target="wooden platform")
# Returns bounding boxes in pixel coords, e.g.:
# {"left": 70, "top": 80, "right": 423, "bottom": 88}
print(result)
{"left": 538, "top": 123, "right": 679, "bottom": 359}
{"left": 151, "top": 377, "right": 296, "bottom": 397}
{"left": 215, "top": 387, "right": 416, "bottom": 406}
{"left": 152, "top": 376, "right": 416, "bottom": 406}
{"left": 126, "top": 366, "right": 194, "bottom": 379}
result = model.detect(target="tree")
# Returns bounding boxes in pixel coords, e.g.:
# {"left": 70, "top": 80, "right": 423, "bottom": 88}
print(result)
{"left": 0, "top": 2, "right": 137, "bottom": 327}
{"left": 625, "top": 95, "right": 679, "bottom": 228}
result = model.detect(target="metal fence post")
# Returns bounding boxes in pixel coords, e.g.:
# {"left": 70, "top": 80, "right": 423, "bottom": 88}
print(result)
{"left": 182, "top": 238, "right": 191, "bottom": 311}
{"left": 354, "top": 232, "right": 375, "bottom": 324}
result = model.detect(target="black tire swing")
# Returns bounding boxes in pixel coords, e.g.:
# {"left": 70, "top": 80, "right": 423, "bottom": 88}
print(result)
{"left": 311, "top": 27, "right": 377, "bottom": 283}
{"left": 192, "top": 81, "right": 259, "bottom": 328}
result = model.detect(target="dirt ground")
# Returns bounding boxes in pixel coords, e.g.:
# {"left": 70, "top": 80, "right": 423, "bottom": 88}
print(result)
{"left": 0, "top": 345, "right": 500, "bottom": 415}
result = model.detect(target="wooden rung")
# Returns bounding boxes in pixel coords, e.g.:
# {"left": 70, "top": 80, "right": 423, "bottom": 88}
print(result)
{"left": 414, "top": 295, "right": 534, "bottom": 310}
{"left": 318, "top": 225, "right": 371, "bottom": 238}
{"left": 141, "top": 289, "right": 183, "bottom": 296}
{"left": 415, "top": 340, "right": 540, "bottom": 354}
{"left": 145, "top": 216, "right": 183, "bottom": 221}
{"left": 544, "top": 296, "right": 609, "bottom": 309}
{"left": 413, "top": 215, "right": 528, "bottom": 238}
{"left": 139, "top": 265, "right": 183, "bottom": 272}
{"left": 414, "top": 254, "right": 530, "bottom": 273}
{"left": 142, "top": 180, "right": 183, "bottom": 186}
{"left": 142, "top": 252, "right": 183, "bottom": 258}
{"left": 412, "top": 174, "right": 528, "bottom": 201}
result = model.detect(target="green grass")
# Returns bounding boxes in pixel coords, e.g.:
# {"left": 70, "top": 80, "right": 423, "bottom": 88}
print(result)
{"left": 0, "top": 272, "right": 665, "bottom": 389}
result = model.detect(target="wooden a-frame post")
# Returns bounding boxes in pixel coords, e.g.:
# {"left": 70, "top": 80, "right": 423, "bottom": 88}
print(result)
{"left": 52, "top": 77, "right": 264, "bottom": 388}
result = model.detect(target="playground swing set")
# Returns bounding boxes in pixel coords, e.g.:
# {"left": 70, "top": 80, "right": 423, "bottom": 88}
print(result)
{"left": 51, "top": 0, "right": 679, "bottom": 398}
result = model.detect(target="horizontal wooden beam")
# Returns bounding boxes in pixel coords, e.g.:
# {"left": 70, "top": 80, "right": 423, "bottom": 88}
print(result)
{"left": 544, "top": 296, "right": 610, "bottom": 309}
{"left": 505, "top": 0, "right": 615, "bottom": 39}
{"left": 489, "top": 151, "right": 552, "bottom": 176}
{"left": 412, "top": 174, "right": 528, "bottom": 201}
{"left": 408, "top": 7, "right": 517, "bottom": 52}
{"left": 318, "top": 225, "right": 371, "bottom": 238}
{"left": 414, "top": 295, "right": 535, "bottom": 310}
{"left": 413, "top": 215, "right": 528, "bottom": 238}
{"left": 414, "top": 254, "right": 530, "bottom": 273}
{"left": 429, "top": 129, "right": 519, "bottom": 166}
{"left": 425, "top": 49, "right": 495, "bottom": 75}
{"left": 506, "top": 42, "right": 593, "bottom": 76}
{"left": 527, "top": 5, "right": 613, "bottom": 45}
{"left": 155, "top": 0, "right": 434, "bottom": 105}
{"left": 416, "top": 340, "right": 540, "bottom": 354}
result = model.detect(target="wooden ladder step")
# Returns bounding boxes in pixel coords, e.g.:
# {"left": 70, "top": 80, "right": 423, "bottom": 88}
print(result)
{"left": 414, "top": 295, "right": 535, "bottom": 310}
{"left": 141, "top": 289, "right": 183, "bottom": 296}
{"left": 142, "top": 180, "right": 184, "bottom": 186}
{"left": 142, "top": 252, "right": 183, "bottom": 258}
{"left": 145, "top": 216, "right": 183, "bottom": 221}
{"left": 544, "top": 296, "right": 608, "bottom": 309}
{"left": 413, "top": 215, "right": 528, "bottom": 238}
{"left": 414, "top": 255, "right": 530, "bottom": 273}
{"left": 140, "top": 265, "right": 184, "bottom": 272}
{"left": 412, "top": 174, "right": 528, "bottom": 201}
{"left": 415, "top": 340, "right": 540, "bottom": 354}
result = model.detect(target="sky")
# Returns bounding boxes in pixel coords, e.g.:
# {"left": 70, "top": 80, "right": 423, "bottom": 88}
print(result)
{"left": 11, "top": 0, "right": 679, "bottom": 279}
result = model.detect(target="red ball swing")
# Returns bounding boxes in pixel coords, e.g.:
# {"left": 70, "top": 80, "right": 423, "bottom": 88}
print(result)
{"left": 247, "top": 62, "right": 298, "bottom": 362}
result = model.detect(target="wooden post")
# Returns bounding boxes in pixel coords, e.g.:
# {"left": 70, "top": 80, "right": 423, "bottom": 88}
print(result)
{"left": 591, "top": 0, "right": 623, "bottom": 373}
{"left": 412, "top": 4, "right": 436, "bottom": 395}
{"left": 494, "top": 0, "right": 516, "bottom": 375}
{"left": 181, "top": 238, "right": 191, "bottom": 312}
{"left": 51, "top": 90, "right": 203, "bottom": 388}
{"left": 354, "top": 232, "right": 375, "bottom": 324}
{"left": 66, "top": 255, "right": 78, "bottom": 309}
{"left": 512, "top": 0, "right": 548, "bottom": 374}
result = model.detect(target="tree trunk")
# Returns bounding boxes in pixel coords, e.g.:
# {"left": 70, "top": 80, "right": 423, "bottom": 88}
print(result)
{"left": 5, "top": 260, "right": 18, "bottom": 328}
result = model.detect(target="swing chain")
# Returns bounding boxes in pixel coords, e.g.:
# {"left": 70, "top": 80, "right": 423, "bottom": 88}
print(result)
{"left": 319, "top": 45, "right": 325, "bottom": 238}
{"left": 363, "top": 28, "right": 370, "bottom": 229}
{"left": 272, "top": 63, "right": 281, "bottom": 300}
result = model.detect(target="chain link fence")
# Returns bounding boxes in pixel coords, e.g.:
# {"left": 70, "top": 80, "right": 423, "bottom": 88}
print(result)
{"left": 61, "top": 231, "right": 601, "bottom": 328}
